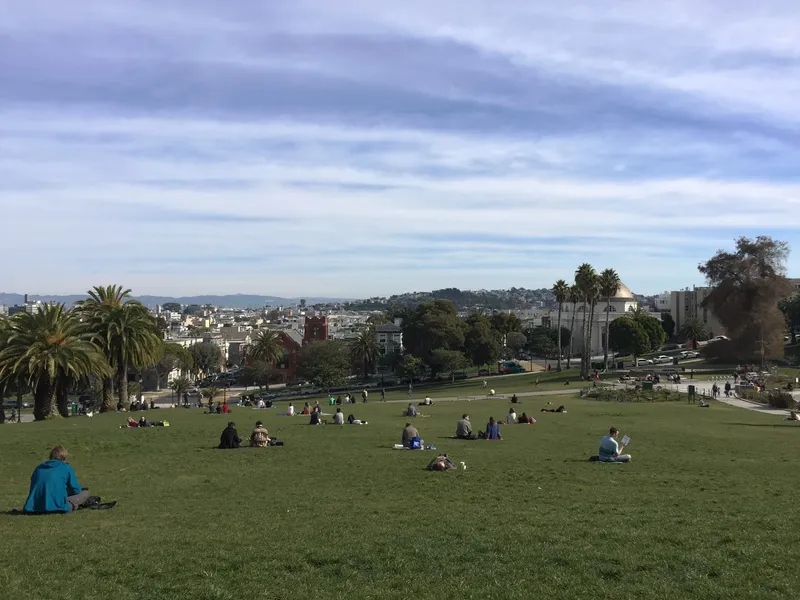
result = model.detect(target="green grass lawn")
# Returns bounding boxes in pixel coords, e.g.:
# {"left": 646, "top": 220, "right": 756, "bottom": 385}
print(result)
{"left": 2, "top": 392, "right": 799, "bottom": 600}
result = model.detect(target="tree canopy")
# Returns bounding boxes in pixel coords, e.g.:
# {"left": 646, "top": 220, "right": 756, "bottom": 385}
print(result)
{"left": 297, "top": 340, "right": 350, "bottom": 389}
{"left": 699, "top": 236, "right": 791, "bottom": 362}
{"left": 608, "top": 317, "right": 651, "bottom": 358}
{"left": 402, "top": 300, "right": 465, "bottom": 363}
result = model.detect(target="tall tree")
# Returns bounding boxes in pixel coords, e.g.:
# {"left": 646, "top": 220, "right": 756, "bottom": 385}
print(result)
{"left": 154, "top": 342, "right": 194, "bottom": 390}
{"left": 779, "top": 295, "right": 800, "bottom": 346}
{"left": 551, "top": 280, "right": 569, "bottom": 372}
{"left": 351, "top": 327, "right": 379, "bottom": 378}
{"left": 575, "top": 264, "right": 600, "bottom": 377}
{"left": 566, "top": 284, "right": 580, "bottom": 369}
{"left": 699, "top": 236, "right": 791, "bottom": 363}
{"left": 464, "top": 315, "right": 501, "bottom": 367}
{"left": 242, "top": 360, "right": 274, "bottom": 390}
{"left": 202, "top": 386, "right": 220, "bottom": 407}
{"left": 77, "top": 285, "right": 161, "bottom": 410}
{"left": 0, "top": 304, "right": 109, "bottom": 420}
{"left": 505, "top": 331, "right": 527, "bottom": 356}
{"left": 189, "top": 342, "right": 224, "bottom": 376}
{"left": 608, "top": 317, "right": 651, "bottom": 363}
{"left": 249, "top": 330, "right": 284, "bottom": 365}
{"left": 297, "top": 340, "right": 351, "bottom": 389}
{"left": 598, "top": 269, "right": 621, "bottom": 370}
{"left": 661, "top": 312, "right": 676, "bottom": 339}
{"left": 680, "top": 317, "right": 708, "bottom": 350}
{"left": 430, "top": 348, "right": 470, "bottom": 383}
{"left": 402, "top": 300, "right": 466, "bottom": 366}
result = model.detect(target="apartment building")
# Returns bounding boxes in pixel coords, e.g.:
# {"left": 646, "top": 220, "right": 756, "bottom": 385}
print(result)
{"left": 667, "top": 286, "right": 725, "bottom": 338}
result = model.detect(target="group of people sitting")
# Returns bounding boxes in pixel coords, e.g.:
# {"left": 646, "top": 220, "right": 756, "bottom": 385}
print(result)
{"left": 218, "top": 421, "right": 283, "bottom": 448}
{"left": 206, "top": 402, "right": 231, "bottom": 415}
{"left": 123, "top": 416, "right": 169, "bottom": 428}
{"left": 455, "top": 414, "right": 503, "bottom": 440}
{"left": 126, "top": 398, "right": 156, "bottom": 412}
{"left": 505, "top": 408, "right": 537, "bottom": 424}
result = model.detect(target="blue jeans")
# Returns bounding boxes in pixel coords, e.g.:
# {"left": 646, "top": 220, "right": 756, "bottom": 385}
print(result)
{"left": 600, "top": 454, "right": 631, "bottom": 463}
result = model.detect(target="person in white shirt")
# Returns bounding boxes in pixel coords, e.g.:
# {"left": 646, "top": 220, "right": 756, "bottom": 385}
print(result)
{"left": 257, "top": 399, "right": 265, "bottom": 409}
{"left": 333, "top": 408, "right": 344, "bottom": 425}
{"left": 506, "top": 408, "right": 517, "bottom": 425}
{"left": 598, "top": 427, "right": 631, "bottom": 462}
{"left": 286, "top": 403, "right": 295, "bottom": 416}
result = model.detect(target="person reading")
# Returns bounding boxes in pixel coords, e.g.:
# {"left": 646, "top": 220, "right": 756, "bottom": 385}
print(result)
{"left": 24, "top": 446, "right": 91, "bottom": 514}
{"left": 456, "top": 414, "right": 476, "bottom": 440}
{"left": 485, "top": 417, "right": 502, "bottom": 440}
{"left": 250, "top": 421, "right": 269, "bottom": 448}
{"left": 598, "top": 427, "right": 631, "bottom": 463}
{"left": 402, "top": 422, "right": 419, "bottom": 447}
{"left": 218, "top": 422, "right": 242, "bottom": 449}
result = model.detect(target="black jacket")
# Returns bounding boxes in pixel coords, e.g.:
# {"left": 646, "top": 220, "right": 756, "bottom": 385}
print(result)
{"left": 218, "top": 426, "right": 242, "bottom": 449}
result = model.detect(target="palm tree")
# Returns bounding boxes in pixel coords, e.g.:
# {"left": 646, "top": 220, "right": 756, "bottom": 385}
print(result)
{"left": 574, "top": 264, "right": 598, "bottom": 378}
{"left": 551, "top": 280, "right": 569, "bottom": 372}
{"left": 202, "top": 386, "right": 220, "bottom": 408}
{"left": 0, "top": 304, "right": 109, "bottom": 420}
{"left": 169, "top": 375, "right": 192, "bottom": 406}
{"left": 249, "top": 329, "right": 284, "bottom": 366}
{"left": 681, "top": 317, "right": 708, "bottom": 350}
{"left": 351, "top": 327, "right": 379, "bottom": 378}
{"left": 77, "top": 285, "right": 162, "bottom": 411}
{"left": 599, "top": 269, "right": 621, "bottom": 370}
{"left": 154, "top": 342, "right": 194, "bottom": 390}
{"left": 566, "top": 284, "right": 580, "bottom": 370}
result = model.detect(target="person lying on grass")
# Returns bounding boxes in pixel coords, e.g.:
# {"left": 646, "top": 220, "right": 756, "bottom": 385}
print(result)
{"left": 598, "top": 427, "right": 631, "bottom": 463}
{"left": 541, "top": 405, "right": 567, "bottom": 413}
{"left": 402, "top": 422, "right": 420, "bottom": 447}
{"left": 24, "top": 446, "right": 92, "bottom": 514}
{"left": 456, "top": 414, "right": 476, "bottom": 440}
{"left": 347, "top": 414, "right": 366, "bottom": 425}
{"left": 219, "top": 422, "right": 242, "bottom": 449}
{"left": 250, "top": 421, "right": 270, "bottom": 447}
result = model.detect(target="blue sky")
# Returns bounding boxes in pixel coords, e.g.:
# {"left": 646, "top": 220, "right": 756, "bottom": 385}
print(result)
{"left": 2, "top": 0, "right": 800, "bottom": 298}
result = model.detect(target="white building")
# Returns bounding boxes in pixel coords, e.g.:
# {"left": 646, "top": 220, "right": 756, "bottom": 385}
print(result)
{"left": 561, "top": 282, "right": 656, "bottom": 356}
{"left": 667, "top": 286, "right": 725, "bottom": 340}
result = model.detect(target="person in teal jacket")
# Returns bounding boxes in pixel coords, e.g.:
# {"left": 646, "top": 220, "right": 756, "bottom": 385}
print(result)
{"left": 23, "top": 446, "right": 90, "bottom": 514}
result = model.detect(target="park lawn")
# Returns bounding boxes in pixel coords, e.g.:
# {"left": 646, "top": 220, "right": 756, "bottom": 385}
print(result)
{"left": 1, "top": 395, "right": 799, "bottom": 600}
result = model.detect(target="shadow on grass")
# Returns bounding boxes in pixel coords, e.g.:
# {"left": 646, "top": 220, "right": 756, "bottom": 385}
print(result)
{"left": 724, "top": 423, "right": 800, "bottom": 428}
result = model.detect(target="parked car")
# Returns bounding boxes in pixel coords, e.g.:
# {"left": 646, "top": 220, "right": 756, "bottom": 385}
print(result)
{"left": 652, "top": 355, "right": 672, "bottom": 364}
{"left": 635, "top": 358, "right": 653, "bottom": 366}
{"left": 681, "top": 351, "right": 700, "bottom": 359}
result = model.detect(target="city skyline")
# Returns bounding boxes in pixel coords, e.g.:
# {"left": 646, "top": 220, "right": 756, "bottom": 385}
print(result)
{"left": 2, "top": 1, "right": 800, "bottom": 297}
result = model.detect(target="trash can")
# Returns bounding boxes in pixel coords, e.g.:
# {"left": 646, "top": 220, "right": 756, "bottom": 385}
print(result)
{"left": 642, "top": 381, "right": 654, "bottom": 391}
{"left": 71, "top": 402, "right": 79, "bottom": 415}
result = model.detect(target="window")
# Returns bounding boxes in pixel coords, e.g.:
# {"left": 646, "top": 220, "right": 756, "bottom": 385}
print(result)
{"left": 603, "top": 305, "right": 617, "bottom": 312}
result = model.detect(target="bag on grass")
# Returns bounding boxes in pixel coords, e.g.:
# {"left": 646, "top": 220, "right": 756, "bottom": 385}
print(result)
{"left": 268, "top": 439, "right": 284, "bottom": 447}
{"left": 409, "top": 436, "right": 422, "bottom": 450}
{"left": 426, "top": 455, "right": 457, "bottom": 471}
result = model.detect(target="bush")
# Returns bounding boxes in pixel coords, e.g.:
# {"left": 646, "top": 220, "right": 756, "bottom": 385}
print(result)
{"left": 768, "top": 391, "right": 797, "bottom": 410}
{"left": 585, "top": 388, "right": 685, "bottom": 403}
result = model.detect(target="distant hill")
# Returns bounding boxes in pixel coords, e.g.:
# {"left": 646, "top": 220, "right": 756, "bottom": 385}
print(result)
{"left": 0, "top": 293, "right": 350, "bottom": 309}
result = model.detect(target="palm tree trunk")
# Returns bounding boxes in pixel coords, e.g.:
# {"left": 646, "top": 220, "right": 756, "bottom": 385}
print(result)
{"left": 34, "top": 378, "right": 57, "bottom": 421}
{"left": 556, "top": 303, "right": 563, "bottom": 372}
{"left": 581, "top": 302, "right": 589, "bottom": 378}
{"left": 117, "top": 363, "right": 129, "bottom": 409}
{"left": 567, "top": 304, "right": 577, "bottom": 369}
{"left": 101, "top": 377, "right": 114, "bottom": 412}
{"left": 587, "top": 302, "right": 597, "bottom": 375}
{"left": 603, "top": 298, "right": 611, "bottom": 370}
{"left": 56, "top": 383, "right": 70, "bottom": 418}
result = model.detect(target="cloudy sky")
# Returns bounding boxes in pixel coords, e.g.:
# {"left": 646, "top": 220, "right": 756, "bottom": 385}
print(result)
{"left": 2, "top": 1, "right": 800, "bottom": 298}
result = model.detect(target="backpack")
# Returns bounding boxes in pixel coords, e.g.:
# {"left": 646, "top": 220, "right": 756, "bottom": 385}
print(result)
{"left": 409, "top": 436, "right": 422, "bottom": 450}
{"left": 426, "top": 455, "right": 457, "bottom": 471}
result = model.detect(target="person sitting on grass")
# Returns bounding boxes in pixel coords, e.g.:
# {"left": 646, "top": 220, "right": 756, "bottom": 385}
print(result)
{"left": 485, "top": 417, "right": 502, "bottom": 440}
{"left": 24, "top": 446, "right": 91, "bottom": 514}
{"left": 333, "top": 407, "right": 344, "bottom": 425}
{"left": 286, "top": 403, "right": 295, "bottom": 417}
{"left": 786, "top": 411, "right": 800, "bottom": 421}
{"left": 506, "top": 408, "right": 517, "bottom": 425}
{"left": 517, "top": 412, "right": 535, "bottom": 424}
{"left": 511, "top": 394, "right": 519, "bottom": 404}
{"left": 302, "top": 402, "right": 311, "bottom": 415}
{"left": 310, "top": 410, "right": 321, "bottom": 425}
{"left": 456, "top": 414, "right": 476, "bottom": 440}
{"left": 406, "top": 403, "right": 418, "bottom": 417}
{"left": 348, "top": 414, "right": 366, "bottom": 425}
{"left": 418, "top": 396, "right": 433, "bottom": 406}
{"left": 249, "top": 421, "right": 270, "bottom": 448}
{"left": 218, "top": 422, "right": 242, "bottom": 449}
{"left": 598, "top": 427, "right": 631, "bottom": 463}
{"left": 402, "top": 422, "right": 420, "bottom": 447}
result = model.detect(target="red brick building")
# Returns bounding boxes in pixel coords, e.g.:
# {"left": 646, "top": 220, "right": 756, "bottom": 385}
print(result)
{"left": 303, "top": 316, "right": 328, "bottom": 344}
{"left": 274, "top": 330, "right": 303, "bottom": 383}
